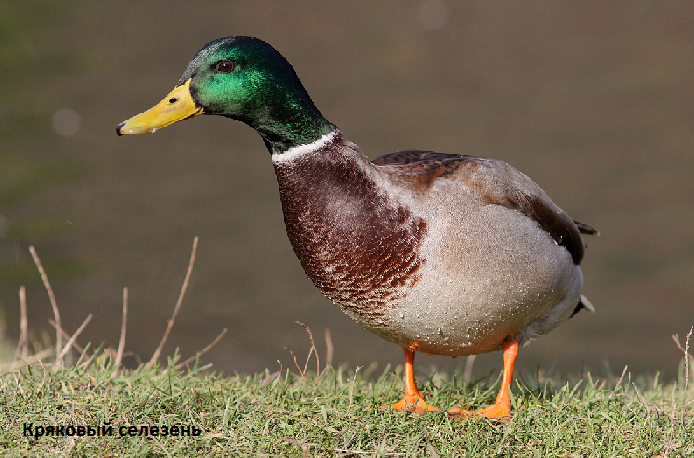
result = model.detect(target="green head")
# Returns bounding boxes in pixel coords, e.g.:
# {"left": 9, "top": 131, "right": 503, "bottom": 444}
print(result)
{"left": 117, "top": 36, "right": 335, "bottom": 154}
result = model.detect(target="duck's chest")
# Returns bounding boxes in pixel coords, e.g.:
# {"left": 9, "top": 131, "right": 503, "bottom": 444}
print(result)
{"left": 272, "top": 141, "right": 427, "bottom": 326}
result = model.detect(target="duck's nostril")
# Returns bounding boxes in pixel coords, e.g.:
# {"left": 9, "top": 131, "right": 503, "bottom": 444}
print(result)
{"left": 168, "top": 97, "right": 178, "bottom": 104}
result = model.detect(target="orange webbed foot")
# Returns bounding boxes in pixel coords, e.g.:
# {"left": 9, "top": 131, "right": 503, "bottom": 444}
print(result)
{"left": 449, "top": 340, "right": 518, "bottom": 422}
{"left": 447, "top": 400, "right": 511, "bottom": 422}
{"left": 382, "top": 347, "right": 439, "bottom": 415}
{"left": 382, "top": 393, "right": 439, "bottom": 415}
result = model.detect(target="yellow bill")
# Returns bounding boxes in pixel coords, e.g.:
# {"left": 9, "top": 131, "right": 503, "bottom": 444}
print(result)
{"left": 117, "top": 78, "right": 203, "bottom": 135}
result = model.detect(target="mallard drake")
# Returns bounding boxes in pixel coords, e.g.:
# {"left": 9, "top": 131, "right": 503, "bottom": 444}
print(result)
{"left": 117, "top": 36, "right": 598, "bottom": 419}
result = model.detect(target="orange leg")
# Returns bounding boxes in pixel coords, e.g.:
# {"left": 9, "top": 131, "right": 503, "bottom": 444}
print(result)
{"left": 449, "top": 340, "right": 518, "bottom": 421}
{"left": 382, "top": 347, "right": 439, "bottom": 414}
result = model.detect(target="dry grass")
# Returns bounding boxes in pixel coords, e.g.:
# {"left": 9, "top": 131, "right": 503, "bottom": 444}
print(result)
{"left": 2, "top": 237, "right": 226, "bottom": 373}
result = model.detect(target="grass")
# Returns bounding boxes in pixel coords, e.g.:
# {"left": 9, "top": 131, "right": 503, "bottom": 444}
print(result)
{"left": 2, "top": 348, "right": 693, "bottom": 457}
{"left": 0, "top": 241, "right": 692, "bottom": 457}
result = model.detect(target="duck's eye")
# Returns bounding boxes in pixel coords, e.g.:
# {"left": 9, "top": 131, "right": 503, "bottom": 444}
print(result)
{"left": 216, "top": 60, "right": 236, "bottom": 74}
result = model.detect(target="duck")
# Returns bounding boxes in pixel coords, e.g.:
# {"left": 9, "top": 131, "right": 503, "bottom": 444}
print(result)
{"left": 117, "top": 36, "right": 598, "bottom": 419}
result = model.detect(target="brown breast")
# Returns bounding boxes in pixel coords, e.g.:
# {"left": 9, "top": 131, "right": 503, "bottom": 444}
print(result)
{"left": 273, "top": 135, "right": 427, "bottom": 325}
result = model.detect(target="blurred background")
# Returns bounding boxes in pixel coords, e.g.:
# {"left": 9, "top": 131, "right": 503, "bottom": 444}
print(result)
{"left": 1, "top": 1, "right": 692, "bottom": 380}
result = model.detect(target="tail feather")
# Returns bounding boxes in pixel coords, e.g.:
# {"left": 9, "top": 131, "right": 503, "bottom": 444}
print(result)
{"left": 574, "top": 220, "right": 599, "bottom": 236}
{"left": 569, "top": 294, "right": 595, "bottom": 318}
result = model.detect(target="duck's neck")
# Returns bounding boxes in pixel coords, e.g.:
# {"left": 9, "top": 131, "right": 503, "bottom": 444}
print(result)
{"left": 257, "top": 113, "right": 335, "bottom": 156}
{"left": 243, "top": 84, "right": 335, "bottom": 155}
{"left": 271, "top": 130, "right": 427, "bottom": 324}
